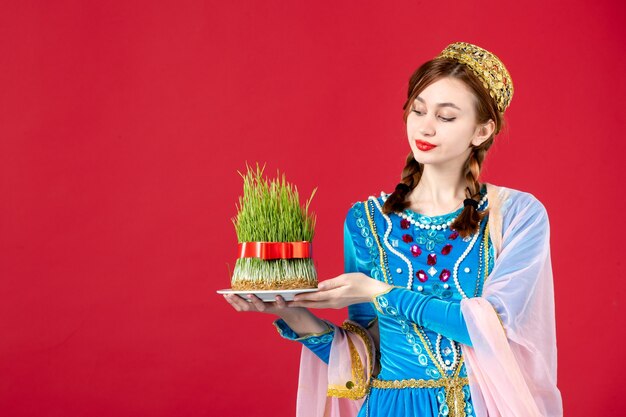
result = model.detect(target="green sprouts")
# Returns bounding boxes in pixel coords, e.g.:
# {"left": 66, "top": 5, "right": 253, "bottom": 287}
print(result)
{"left": 231, "top": 162, "right": 317, "bottom": 243}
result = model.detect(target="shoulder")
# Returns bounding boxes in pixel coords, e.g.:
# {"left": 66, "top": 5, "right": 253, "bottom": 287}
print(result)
{"left": 490, "top": 184, "right": 549, "bottom": 233}
{"left": 344, "top": 191, "right": 390, "bottom": 235}
{"left": 345, "top": 191, "right": 389, "bottom": 218}
{"left": 499, "top": 186, "right": 546, "bottom": 214}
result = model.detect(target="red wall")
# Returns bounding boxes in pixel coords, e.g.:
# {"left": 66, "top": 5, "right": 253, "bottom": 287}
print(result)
{"left": 1, "top": 1, "right": 624, "bottom": 416}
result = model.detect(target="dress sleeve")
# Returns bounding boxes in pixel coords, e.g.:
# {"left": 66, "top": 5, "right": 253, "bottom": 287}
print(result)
{"left": 273, "top": 202, "right": 376, "bottom": 364}
{"left": 273, "top": 317, "right": 335, "bottom": 364}
{"left": 371, "top": 286, "right": 473, "bottom": 346}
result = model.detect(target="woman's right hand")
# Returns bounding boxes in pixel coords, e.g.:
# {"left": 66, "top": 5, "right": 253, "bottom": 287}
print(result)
{"left": 224, "top": 293, "right": 332, "bottom": 336}
{"left": 222, "top": 293, "right": 307, "bottom": 318}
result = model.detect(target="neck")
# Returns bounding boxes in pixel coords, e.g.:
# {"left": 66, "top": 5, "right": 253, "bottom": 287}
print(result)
{"left": 407, "top": 164, "right": 472, "bottom": 215}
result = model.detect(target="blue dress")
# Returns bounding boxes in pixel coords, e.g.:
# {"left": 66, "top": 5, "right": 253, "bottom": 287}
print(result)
{"left": 274, "top": 184, "right": 494, "bottom": 417}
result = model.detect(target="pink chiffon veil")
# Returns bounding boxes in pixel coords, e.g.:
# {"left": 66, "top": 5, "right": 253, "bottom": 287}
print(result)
{"left": 459, "top": 183, "right": 563, "bottom": 416}
{"left": 295, "top": 320, "right": 375, "bottom": 417}
{"left": 293, "top": 183, "right": 563, "bottom": 417}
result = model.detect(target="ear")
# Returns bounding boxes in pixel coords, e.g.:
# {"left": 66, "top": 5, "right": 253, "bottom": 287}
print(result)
{"left": 471, "top": 119, "right": 496, "bottom": 147}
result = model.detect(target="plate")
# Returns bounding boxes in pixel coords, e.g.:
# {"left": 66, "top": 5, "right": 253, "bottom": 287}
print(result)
{"left": 217, "top": 288, "right": 318, "bottom": 302}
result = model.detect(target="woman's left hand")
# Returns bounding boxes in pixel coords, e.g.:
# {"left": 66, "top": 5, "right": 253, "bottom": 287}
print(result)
{"left": 288, "top": 273, "right": 392, "bottom": 309}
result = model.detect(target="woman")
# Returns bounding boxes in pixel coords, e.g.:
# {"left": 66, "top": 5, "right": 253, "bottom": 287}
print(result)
{"left": 223, "top": 42, "right": 563, "bottom": 417}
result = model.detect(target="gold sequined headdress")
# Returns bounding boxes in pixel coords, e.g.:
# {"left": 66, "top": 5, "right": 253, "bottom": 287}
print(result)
{"left": 436, "top": 42, "right": 514, "bottom": 113}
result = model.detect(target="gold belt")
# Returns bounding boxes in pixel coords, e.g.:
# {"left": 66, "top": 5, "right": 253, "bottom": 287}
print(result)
{"left": 370, "top": 377, "right": 469, "bottom": 417}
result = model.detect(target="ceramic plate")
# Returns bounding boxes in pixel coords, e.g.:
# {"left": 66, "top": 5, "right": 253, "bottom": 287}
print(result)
{"left": 216, "top": 288, "right": 318, "bottom": 302}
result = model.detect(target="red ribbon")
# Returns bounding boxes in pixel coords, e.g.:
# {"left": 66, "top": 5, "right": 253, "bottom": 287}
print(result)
{"left": 237, "top": 241, "right": 312, "bottom": 260}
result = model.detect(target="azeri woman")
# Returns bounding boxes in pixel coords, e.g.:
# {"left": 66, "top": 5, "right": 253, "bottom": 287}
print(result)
{"left": 223, "top": 42, "right": 563, "bottom": 417}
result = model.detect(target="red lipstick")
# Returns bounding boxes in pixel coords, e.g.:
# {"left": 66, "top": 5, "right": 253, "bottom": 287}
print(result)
{"left": 415, "top": 140, "right": 437, "bottom": 151}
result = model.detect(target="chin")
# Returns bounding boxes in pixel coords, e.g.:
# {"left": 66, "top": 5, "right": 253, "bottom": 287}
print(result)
{"left": 411, "top": 149, "right": 433, "bottom": 161}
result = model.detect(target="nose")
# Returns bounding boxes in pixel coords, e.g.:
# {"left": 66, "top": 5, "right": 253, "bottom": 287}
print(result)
{"left": 418, "top": 115, "right": 436, "bottom": 136}
{"left": 419, "top": 123, "right": 435, "bottom": 137}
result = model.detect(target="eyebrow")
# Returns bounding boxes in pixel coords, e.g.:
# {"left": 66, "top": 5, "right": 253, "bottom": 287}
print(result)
{"left": 415, "top": 96, "right": 462, "bottom": 111}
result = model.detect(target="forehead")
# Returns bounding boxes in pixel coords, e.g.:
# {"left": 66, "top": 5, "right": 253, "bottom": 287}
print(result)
{"left": 415, "top": 78, "right": 474, "bottom": 108}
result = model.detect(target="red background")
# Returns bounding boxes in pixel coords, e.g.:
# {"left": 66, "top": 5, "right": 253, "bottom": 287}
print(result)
{"left": 1, "top": 1, "right": 624, "bottom": 416}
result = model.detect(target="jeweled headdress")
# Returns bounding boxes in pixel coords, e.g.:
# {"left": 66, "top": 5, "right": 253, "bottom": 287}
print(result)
{"left": 436, "top": 42, "right": 514, "bottom": 113}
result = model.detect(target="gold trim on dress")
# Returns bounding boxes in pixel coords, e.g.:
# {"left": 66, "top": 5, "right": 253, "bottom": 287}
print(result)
{"left": 371, "top": 376, "right": 468, "bottom": 389}
{"left": 372, "top": 376, "right": 469, "bottom": 417}
{"left": 326, "top": 320, "right": 376, "bottom": 400}
{"left": 327, "top": 335, "right": 367, "bottom": 399}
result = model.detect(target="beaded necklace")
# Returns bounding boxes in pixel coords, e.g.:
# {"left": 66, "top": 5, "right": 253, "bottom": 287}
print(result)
{"left": 396, "top": 193, "right": 488, "bottom": 231}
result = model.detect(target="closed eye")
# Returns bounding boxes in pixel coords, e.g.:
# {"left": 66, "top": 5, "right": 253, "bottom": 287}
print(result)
{"left": 411, "top": 109, "right": 455, "bottom": 122}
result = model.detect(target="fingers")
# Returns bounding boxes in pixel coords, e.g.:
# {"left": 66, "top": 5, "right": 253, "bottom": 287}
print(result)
{"left": 294, "top": 287, "right": 340, "bottom": 302}
{"left": 247, "top": 294, "right": 266, "bottom": 312}
{"left": 224, "top": 293, "right": 309, "bottom": 314}
{"left": 223, "top": 294, "right": 244, "bottom": 311}
{"left": 274, "top": 295, "right": 287, "bottom": 309}
{"left": 223, "top": 294, "right": 261, "bottom": 312}
{"left": 293, "top": 292, "right": 322, "bottom": 302}
{"left": 223, "top": 293, "right": 290, "bottom": 313}
{"left": 317, "top": 275, "right": 346, "bottom": 291}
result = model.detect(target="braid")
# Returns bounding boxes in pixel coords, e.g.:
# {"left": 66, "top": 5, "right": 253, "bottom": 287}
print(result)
{"left": 382, "top": 152, "right": 422, "bottom": 215}
{"left": 449, "top": 147, "right": 490, "bottom": 238}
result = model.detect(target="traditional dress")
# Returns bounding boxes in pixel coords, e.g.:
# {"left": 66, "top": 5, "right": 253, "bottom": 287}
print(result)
{"left": 274, "top": 183, "right": 563, "bottom": 417}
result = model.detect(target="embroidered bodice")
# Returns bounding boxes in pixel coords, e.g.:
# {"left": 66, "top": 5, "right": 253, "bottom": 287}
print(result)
{"left": 345, "top": 183, "right": 493, "bottom": 383}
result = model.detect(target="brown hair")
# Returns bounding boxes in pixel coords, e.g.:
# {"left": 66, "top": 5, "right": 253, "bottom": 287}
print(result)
{"left": 382, "top": 57, "right": 506, "bottom": 238}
